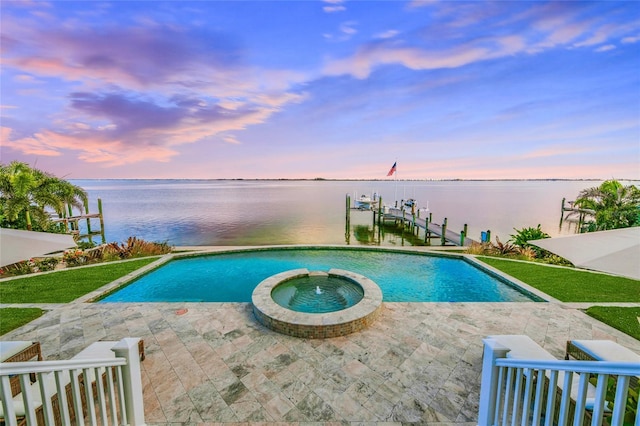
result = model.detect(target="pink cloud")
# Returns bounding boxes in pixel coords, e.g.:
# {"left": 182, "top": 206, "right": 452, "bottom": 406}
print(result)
{"left": 1, "top": 127, "right": 61, "bottom": 157}
{"left": 1, "top": 17, "right": 310, "bottom": 167}
{"left": 324, "top": 41, "right": 501, "bottom": 79}
{"left": 2, "top": 87, "right": 304, "bottom": 166}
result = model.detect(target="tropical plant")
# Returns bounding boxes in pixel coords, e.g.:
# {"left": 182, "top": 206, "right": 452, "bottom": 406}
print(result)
{"left": 0, "top": 162, "right": 88, "bottom": 231}
{"left": 104, "top": 237, "right": 172, "bottom": 259}
{"left": 510, "top": 225, "right": 551, "bottom": 258}
{"left": 491, "top": 237, "right": 519, "bottom": 256}
{"left": 572, "top": 180, "right": 640, "bottom": 231}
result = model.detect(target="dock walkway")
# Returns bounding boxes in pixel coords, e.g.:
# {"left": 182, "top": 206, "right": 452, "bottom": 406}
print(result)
{"left": 381, "top": 207, "right": 477, "bottom": 246}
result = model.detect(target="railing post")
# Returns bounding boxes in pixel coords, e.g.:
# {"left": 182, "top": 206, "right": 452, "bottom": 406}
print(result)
{"left": 112, "top": 338, "right": 146, "bottom": 426}
{"left": 0, "top": 376, "right": 18, "bottom": 426}
{"left": 478, "top": 339, "right": 509, "bottom": 426}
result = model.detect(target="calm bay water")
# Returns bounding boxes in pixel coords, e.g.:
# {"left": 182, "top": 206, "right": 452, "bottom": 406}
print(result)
{"left": 71, "top": 179, "right": 612, "bottom": 247}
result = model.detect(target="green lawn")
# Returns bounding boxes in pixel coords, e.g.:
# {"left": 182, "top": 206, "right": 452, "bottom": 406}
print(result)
{"left": 0, "top": 308, "right": 44, "bottom": 336}
{"left": 478, "top": 256, "right": 640, "bottom": 339}
{"left": 478, "top": 256, "right": 640, "bottom": 303}
{"left": 0, "top": 257, "right": 159, "bottom": 303}
{"left": 586, "top": 306, "right": 640, "bottom": 341}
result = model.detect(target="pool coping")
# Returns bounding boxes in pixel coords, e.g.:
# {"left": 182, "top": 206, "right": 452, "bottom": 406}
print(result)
{"left": 251, "top": 268, "right": 384, "bottom": 338}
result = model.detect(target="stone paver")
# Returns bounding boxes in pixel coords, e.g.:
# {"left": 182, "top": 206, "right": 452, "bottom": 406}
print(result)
{"left": 2, "top": 300, "right": 639, "bottom": 425}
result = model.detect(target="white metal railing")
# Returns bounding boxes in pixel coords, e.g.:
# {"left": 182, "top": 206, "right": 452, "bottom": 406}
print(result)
{"left": 479, "top": 339, "right": 640, "bottom": 426}
{"left": 0, "top": 338, "right": 145, "bottom": 426}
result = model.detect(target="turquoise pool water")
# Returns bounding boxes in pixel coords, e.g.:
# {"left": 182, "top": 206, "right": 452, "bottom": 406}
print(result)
{"left": 99, "top": 248, "right": 539, "bottom": 303}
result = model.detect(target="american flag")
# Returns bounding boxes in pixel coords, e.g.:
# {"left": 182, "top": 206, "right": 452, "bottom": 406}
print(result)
{"left": 386, "top": 161, "right": 397, "bottom": 176}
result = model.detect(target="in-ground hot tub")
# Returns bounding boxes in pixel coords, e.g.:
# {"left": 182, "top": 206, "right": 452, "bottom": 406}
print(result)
{"left": 252, "top": 268, "right": 383, "bottom": 338}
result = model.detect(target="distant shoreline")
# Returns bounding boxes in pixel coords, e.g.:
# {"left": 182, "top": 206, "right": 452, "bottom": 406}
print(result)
{"left": 69, "top": 178, "right": 639, "bottom": 182}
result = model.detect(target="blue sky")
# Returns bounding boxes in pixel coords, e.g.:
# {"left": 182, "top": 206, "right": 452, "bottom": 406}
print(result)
{"left": 1, "top": 1, "right": 639, "bottom": 180}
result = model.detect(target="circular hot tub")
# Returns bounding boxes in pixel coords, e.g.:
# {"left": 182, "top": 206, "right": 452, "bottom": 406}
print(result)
{"left": 252, "top": 268, "right": 383, "bottom": 338}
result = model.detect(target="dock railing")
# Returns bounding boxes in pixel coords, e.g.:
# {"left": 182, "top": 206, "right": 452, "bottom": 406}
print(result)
{"left": 478, "top": 339, "right": 640, "bottom": 426}
{"left": 0, "top": 338, "right": 145, "bottom": 426}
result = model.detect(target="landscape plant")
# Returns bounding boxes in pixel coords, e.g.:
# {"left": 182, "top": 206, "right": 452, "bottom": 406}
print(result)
{"left": 491, "top": 237, "right": 519, "bottom": 256}
{"left": 466, "top": 228, "right": 572, "bottom": 265}
{"left": 0, "top": 161, "right": 88, "bottom": 231}
{"left": 63, "top": 248, "right": 91, "bottom": 267}
{"left": 572, "top": 179, "right": 640, "bottom": 231}
{"left": 509, "top": 225, "right": 551, "bottom": 258}
{"left": 104, "top": 236, "right": 172, "bottom": 259}
{"left": 0, "top": 257, "right": 60, "bottom": 277}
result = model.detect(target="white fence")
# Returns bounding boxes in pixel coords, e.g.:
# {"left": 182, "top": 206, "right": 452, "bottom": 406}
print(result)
{"left": 478, "top": 339, "right": 640, "bottom": 426}
{"left": 0, "top": 338, "right": 145, "bottom": 426}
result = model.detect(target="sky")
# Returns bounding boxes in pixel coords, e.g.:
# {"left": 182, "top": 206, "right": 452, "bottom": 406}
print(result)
{"left": 1, "top": 1, "right": 639, "bottom": 180}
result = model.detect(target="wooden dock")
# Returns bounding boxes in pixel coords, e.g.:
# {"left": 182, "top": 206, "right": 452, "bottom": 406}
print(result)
{"left": 379, "top": 207, "right": 477, "bottom": 246}
{"left": 49, "top": 198, "right": 106, "bottom": 244}
{"left": 559, "top": 197, "right": 594, "bottom": 232}
{"left": 345, "top": 194, "right": 482, "bottom": 247}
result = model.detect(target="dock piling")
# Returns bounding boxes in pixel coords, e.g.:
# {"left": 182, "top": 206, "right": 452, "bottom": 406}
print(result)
{"left": 98, "top": 198, "right": 106, "bottom": 243}
{"left": 441, "top": 218, "right": 448, "bottom": 246}
{"left": 84, "top": 200, "right": 93, "bottom": 244}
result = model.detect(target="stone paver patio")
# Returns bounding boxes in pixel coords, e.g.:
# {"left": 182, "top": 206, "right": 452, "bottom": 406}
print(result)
{"left": 3, "top": 300, "right": 639, "bottom": 425}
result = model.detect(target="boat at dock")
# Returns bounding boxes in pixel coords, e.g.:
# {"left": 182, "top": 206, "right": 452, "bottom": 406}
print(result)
{"left": 353, "top": 193, "right": 379, "bottom": 210}
{"left": 403, "top": 198, "right": 416, "bottom": 210}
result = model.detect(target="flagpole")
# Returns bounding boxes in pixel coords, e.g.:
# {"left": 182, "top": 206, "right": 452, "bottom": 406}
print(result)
{"left": 394, "top": 159, "right": 398, "bottom": 205}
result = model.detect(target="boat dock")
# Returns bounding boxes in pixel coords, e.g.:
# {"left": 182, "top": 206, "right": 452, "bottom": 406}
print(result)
{"left": 559, "top": 197, "right": 594, "bottom": 232}
{"left": 49, "top": 198, "right": 106, "bottom": 244}
{"left": 381, "top": 207, "right": 478, "bottom": 246}
{"left": 346, "top": 194, "right": 483, "bottom": 247}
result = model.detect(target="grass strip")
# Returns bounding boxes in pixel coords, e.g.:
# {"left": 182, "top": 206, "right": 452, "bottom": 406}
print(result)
{"left": 0, "top": 308, "right": 44, "bottom": 336}
{"left": 0, "top": 257, "right": 159, "bottom": 303}
{"left": 585, "top": 306, "right": 640, "bottom": 341}
{"left": 478, "top": 256, "right": 640, "bottom": 302}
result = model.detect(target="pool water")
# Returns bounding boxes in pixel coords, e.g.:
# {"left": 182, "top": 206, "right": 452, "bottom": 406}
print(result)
{"left": 271, "top": 275, "right": 365, "bottom": 313}
{"left": 99, "top": 248, "right": 538, "bottom": 303}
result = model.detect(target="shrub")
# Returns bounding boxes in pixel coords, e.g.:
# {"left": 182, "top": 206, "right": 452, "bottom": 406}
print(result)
{"left": 63, "top": 248, "right": 89, "bottom": 267}
{"left": 34, "top": 257, "right": 59, "bottom": 272}
{"left": 0, "top": 257, "right": 60, "bottom": 276}
{"left": 465, "top": 242, "right": 493, "bottom": 255}
{"left": 510, "top": 225, "right": 551, "bottom": 257}
{"left": 492, "top": 237, "right": 519, "bottom": 256}
{"left": 77, "top": 240, "right": 97, "bottom": 250}
{"left": 517, "top": 246, "right": 537, "bottom": 261}
{"left": 544, "top": 254, "right": 573, "bottom": 266}
{"left": 3, "top": 261, "right": 34, "bottom": 276}
{"left": 103, "top": 237, "right": 172, "bottom": 259}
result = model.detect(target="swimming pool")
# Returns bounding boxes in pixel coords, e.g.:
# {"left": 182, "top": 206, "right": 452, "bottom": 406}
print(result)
{"left": 99, "top": 248, "right": 540, "bottom": 303}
